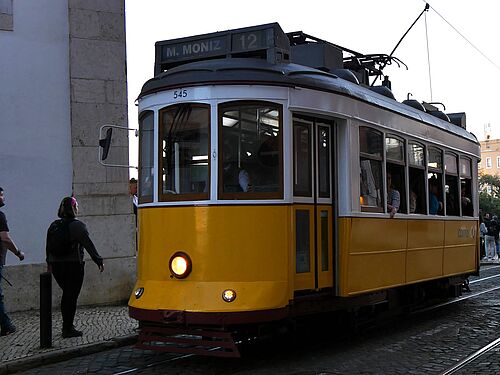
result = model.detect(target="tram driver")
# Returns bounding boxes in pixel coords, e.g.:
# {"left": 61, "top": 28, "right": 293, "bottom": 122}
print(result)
{"left": 222, "top": 144, "right": 252, "bottom": 193}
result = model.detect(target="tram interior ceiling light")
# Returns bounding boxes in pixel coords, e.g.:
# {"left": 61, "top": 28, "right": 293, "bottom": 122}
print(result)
{"left": 169, "top": 252, "right": 192, "bottom": 279}
{"left": 192, "top": 155, "right": 208, "bottom": 161}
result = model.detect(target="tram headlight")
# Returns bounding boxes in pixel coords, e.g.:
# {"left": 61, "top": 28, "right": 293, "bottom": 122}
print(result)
{"left": 169, "top": 252, "right": 192, "bottom": 279}
{"left": 222, "top": 289, "right": 236, "bottom": 303}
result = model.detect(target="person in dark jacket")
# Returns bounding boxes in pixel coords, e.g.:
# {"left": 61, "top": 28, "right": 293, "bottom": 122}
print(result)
{"left": 46, "top": 196, "right": 104, "bottom": 338}
{"left": 0, "top": 187, "right": 25, "bottom": 336}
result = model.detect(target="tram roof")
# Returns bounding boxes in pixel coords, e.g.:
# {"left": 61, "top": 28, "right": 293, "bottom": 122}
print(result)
{"left": 139, "top": 57, "right": 478, "bottom": 144}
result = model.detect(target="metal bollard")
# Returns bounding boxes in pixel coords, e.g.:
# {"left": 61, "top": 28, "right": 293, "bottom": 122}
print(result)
{"left": 40, "top": 272, "right": 52, "bottom": 348}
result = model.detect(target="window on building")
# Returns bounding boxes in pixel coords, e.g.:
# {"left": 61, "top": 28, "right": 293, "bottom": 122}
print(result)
{"left": 159, "top": 103, "right": 210, "bottom": 201}
{"left": 486, "top": 157, "right": 492, "bottom": 168}
{"left": 0, "top": 0, "right": 13, "bottom": 31}
{"left": 497, "top": 156, "right": 500, "bottom": 168}
{"left": 219, "top": 101, "right": 282, "bottom": 199}
{"left": 359, "top": 127, "right": 383, "bottom": 211}
{"left": 408, "top": 142, "right": 426, "bottom": 214}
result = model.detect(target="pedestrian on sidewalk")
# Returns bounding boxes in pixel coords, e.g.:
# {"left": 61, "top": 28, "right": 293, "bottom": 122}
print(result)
{"left": 46, "top": 196, "right": 104, "bottom": 338}
{"left": 484, "top": 213, "right": 497, "bottom": 261}
{"left": 479, "top": 215, "right": 487, "bottom": 259}
{"left": 0, "top": 186, "right": 25, "bottom": 336}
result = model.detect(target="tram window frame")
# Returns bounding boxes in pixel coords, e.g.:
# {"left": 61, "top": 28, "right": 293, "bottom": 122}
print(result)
{"left": 428, "top": 147, "right": 444, "bottom": 216}
{"left": 460, "top": 157, "right": 474, "bottom": 217}
{"left": 158, "top": 103, "right": 211, "bottom": 202}
{"left": 218, "top": 101, "right": 283, "bottom": 200}
{"left": 408, "top": 141, "right": 426, "bottom": 214}
{"left": 444, "top": 152, "right": 460, "bottom": 216}
{"left": 385, "top": 135, "right": 406, "bottom": 214}
{"left": 138, "top": 110, "right": 154, "bottom": 204}
{"left": 293, "top": 119, "right": 312, "bottom": 197}
{"left": 359, "top": 126, "right": 383, "bottom": 213}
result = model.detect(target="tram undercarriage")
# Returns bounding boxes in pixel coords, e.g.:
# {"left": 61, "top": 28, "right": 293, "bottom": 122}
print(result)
{"left": 130, "top": 274, "right": 472, "bottom": 358}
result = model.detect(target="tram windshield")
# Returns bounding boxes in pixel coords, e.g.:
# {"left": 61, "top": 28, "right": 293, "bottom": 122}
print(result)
{"left": 219, "top": 102, "right": 282, "bottom": 199}
{"left": 159, "top": 103, "right": 210, "bottom": 200}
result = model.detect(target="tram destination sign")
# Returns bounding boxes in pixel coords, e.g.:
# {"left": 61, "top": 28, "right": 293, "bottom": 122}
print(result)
{"left": 154, "top": 23, "right": 290, "bottom": 75}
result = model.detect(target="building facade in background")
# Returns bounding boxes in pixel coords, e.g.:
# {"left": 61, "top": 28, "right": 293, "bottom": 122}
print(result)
{"left": 0, "top": 0, "right": 135, "bottom": 311}
{"left": 479, "top": 138, "right": 500, "bottom": 177}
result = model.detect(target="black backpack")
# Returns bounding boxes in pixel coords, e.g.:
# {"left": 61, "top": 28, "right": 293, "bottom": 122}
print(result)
{"left": 46, "top": 219, "right": 74, "bottom": 256}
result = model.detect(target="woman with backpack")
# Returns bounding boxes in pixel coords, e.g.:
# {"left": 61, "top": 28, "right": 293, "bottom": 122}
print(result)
{"left": 46, "top": 196, "right": 104, "bottom": 338}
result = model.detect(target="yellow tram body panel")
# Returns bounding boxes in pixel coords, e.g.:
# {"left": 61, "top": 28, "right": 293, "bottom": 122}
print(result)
{"left": 130, "top": 205, "right": 292, "bottom": 313}
{"left": 337, "top": 217, "right": 478, "bottom": 296}
{"left": 130, "top": 206, "right": 478, "bottom": 312}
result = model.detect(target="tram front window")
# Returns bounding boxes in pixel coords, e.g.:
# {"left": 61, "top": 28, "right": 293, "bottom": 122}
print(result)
{"left": 139, "top": 111, "right": 154, "bottom": 203}
{"left": 159, "top": 103, "right": 210, "bottom": 200}
{"left": 219, "top": 102, "right": 283, "bottom": 199}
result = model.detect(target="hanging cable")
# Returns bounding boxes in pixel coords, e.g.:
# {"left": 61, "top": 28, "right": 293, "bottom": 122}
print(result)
{"left": 422, "top": 0, "right": 500, "bottom": 72}
{"left": 424, "top": 11, "right": 433, "bottom": 101}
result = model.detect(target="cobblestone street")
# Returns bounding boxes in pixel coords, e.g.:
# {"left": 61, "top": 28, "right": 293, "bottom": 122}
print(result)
{"left": 11, "top": 265, "right": 500, "bottom": 375}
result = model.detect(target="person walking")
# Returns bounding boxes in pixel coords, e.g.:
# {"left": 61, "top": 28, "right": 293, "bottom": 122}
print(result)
{"left": 0, "top": 187, "right": 25, "bottom": 336}
{"left": 479, "top": 215, "right": 487, "bottom": 260}
{"left": 46, "top": 196, "right": 104, "bottom": 338}
{"left": 484, "top": 213, "right": 497, "bottom": 261}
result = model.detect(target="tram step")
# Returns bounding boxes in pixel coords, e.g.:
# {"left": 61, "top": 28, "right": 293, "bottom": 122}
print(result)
{"left": 137, "top": 325, "right": 240, "bottom": 358}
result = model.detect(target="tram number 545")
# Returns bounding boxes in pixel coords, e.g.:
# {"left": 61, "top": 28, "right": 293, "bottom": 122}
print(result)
{"left": 173, "top": 89, "right": 188, "bottom": 99}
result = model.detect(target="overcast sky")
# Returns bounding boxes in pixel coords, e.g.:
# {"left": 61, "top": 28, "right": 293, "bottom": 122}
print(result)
{"left": 125, "top": 0, "right": 500, "bottom": 172}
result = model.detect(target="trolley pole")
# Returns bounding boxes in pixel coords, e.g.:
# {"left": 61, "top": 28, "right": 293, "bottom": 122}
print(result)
{"left": 40, "top": 272, "right": 52, "bottom": 348}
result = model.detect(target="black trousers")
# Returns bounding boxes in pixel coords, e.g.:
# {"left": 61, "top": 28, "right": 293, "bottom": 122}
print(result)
{"left": 51, "top": 262, "right": 84, "bottom": 331}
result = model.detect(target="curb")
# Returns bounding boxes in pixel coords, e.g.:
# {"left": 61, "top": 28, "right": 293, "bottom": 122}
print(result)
{"left": 0, "top": 334, "right": 138, "bottom": 375}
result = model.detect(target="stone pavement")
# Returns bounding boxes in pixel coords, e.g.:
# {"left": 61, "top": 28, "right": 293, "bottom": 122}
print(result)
{"left": 0, "top": 304, "right": 138, "bottom": 375}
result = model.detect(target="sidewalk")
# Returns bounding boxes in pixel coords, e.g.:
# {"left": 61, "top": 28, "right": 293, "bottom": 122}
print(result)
{"left": 0, "top": 304, "right": 138, "bottom": 375}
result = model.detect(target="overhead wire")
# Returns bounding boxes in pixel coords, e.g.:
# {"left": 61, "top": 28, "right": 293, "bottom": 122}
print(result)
{"left": 424, "top": 11, "right": 433, "bottom": 101}
{"left": 422, "top": 0, "right": 500, "bottom": 72}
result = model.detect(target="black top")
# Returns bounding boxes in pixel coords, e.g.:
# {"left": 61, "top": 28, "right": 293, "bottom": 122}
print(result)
{"left": 46, "top": 219, "right": 103, "bottom": 267}
{"left": 0, "top": 211, "right": 9, "bottom": 266}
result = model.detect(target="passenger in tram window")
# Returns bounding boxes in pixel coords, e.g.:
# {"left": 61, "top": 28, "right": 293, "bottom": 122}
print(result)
{"left": 428, "top": 177, "right": 442, "bottom": 215}
{"left": 222, "top": 145, "right": 252, "bottom": 193}
{"left": 409, "top": 190, "right": 417, "bottom": 213}
{"left": 460, "top": 184, "right": 473, "bottom": 217}
{"left": 386, "top": 172, "right": 400, "bottom": 218}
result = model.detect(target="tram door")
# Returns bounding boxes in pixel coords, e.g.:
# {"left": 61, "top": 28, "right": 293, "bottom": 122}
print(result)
{"left": 293, "top": 116, "right": 335, "bottom": 292}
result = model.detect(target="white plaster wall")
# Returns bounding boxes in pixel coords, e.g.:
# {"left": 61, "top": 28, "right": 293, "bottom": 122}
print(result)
{"left": 0, "top": 0, "right": 72, "bottom": 265}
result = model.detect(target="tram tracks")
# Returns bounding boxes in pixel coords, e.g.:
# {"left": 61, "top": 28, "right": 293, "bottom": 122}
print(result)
{"left": 110, "top": 269, "right": 500, "bottom": 375}
{"left": 440, "top": 336, "right": 500, "bottom": 375}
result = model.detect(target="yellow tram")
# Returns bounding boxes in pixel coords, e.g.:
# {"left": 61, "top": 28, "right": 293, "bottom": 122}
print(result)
{"left": 126, "top": 23, "right": 480, "bottom": 356}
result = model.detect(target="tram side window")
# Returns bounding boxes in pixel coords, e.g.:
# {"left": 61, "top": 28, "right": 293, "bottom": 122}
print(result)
{"left": 293, "top": 120, "right": 312, "bottom": 196}
{"left": 359, "top": 127, "right": 383, "bottom": 212}
{"left": 159, "top": 103, "right": 210, "bottom": 200}
{"left": 386, "top": 135, "right": 406, "bottom": 214}
{"left": 460, "top": 157, "right": 473, "bottom": 216}
{"left": 445, "top": 153, "right": 460, "bottom": 216}
{"left": 219, "top": 102, "right": 282, "bottom": 199}
{"left": 428, "top": 147, "right": 444, "bottom": 215}
{"left": 408, "top": 142, "right": 426, "bottom": 214}
{"left": 139, "top": 111, "right": 154, "bottom": 203}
